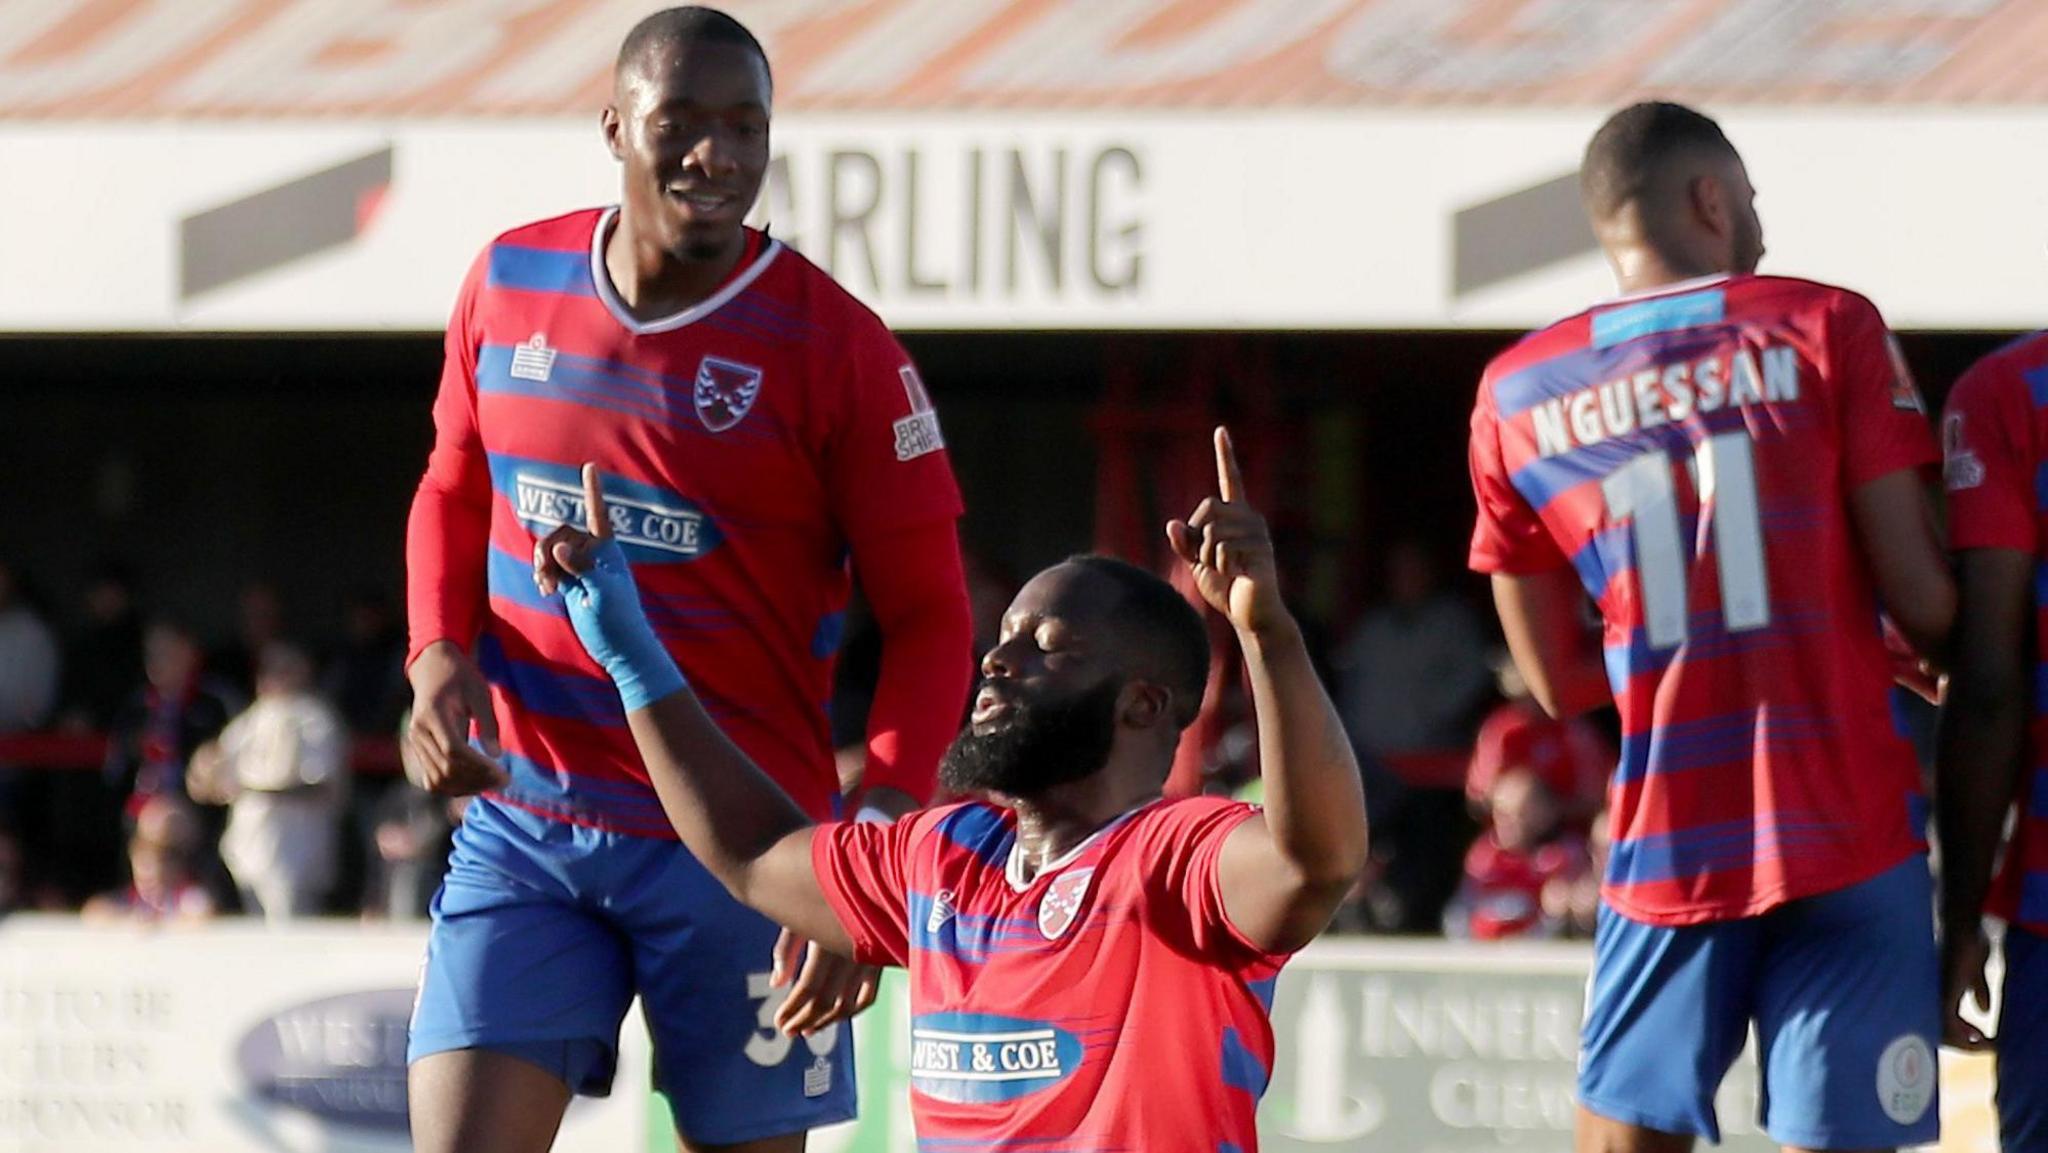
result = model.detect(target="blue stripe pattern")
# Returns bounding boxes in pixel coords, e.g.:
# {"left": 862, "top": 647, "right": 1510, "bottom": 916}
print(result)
{"left": 1603, "top": 609, "right": 1829, "bottom": 685}
{"left": 1591, "top": 288, "right": 1727, "bottom": 349}
{"left": 1493, "top": 326, "right": 1735, "bottom": 420}
{"left": 488, "top": 545, "right": 562, "bottom": 618}
{"left": 1608, "top": 815, "right": 1848, "bottom": 885}
{"left": 936, "top": 805, "right": 1014, "bottom": 870}
{"left": 475, "top": 634, "right": 625, "bottom": 730}
{"left": 2022, "top": 874, "right": 2048, "bottom": 926}
{"left": 1247, "top": 975, "right": 1278, "bottom": 1013}
{"left": 2026, "top": 365, "right": 2048, "bottom": 409}
{"left": 487, "top": 244, "right": 595, "bottom": 297}
{"left": 1219, "top": 1027, "right": 1269, "bottom": 1097}
{"left": 908, "top": 891, "right": 1041, "bottom": 963}
{"left": 2031, "top": 767, "right": 2048, "bottom": 821}
{"left": 1612, "top": 707, "right": 1834, "bottom": 786}
{"left": 498, "top": 750, "right": 664, "bottom": 815}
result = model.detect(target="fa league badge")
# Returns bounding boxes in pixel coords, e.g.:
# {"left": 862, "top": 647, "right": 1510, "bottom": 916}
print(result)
{"left": 694, "top": 356, "right": 763, "bottom": 432}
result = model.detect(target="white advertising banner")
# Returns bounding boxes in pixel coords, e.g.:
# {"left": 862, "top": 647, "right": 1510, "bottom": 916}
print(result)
{"left": 0, "top": 917, "right": 650, "bottom": 1153}
{"left": 3, "top": 111, "right": 2046, "bottom": 333}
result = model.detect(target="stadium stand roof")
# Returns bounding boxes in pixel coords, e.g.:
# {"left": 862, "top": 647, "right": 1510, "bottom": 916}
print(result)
{"left": 4, "top": 0, "right": 2047, "bottom": 119}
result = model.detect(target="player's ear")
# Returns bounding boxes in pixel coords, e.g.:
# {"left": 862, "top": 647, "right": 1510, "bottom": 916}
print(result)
{"left": 1119, "top": 681, "right": 1171, "bottom": 731}
{"left": 1688, "top": 172, "right": 1727, "bottom": 239}
{"left": 601, "top": 105, "right": 625, "bottom": 162}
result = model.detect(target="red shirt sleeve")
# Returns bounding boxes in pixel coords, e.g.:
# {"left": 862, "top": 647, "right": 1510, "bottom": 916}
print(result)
{"left": 854, "top": 522, "right": 973, "bottom": 803}
{"left": 1825, "top": 293, "right": 1940, "bottom": 489}
{"left": 405, "top": 250, "right": 495, "bottom": 668}
{"left": 811, "top": 813, "right": 926, "bottom": 967}
{"left": 1131, "top": 798, "right": 1293, "bottom": 973}
{"left": 826, "top": 319, "right": 965, "bottom": 542}
{"left": 1468, "top": 382, "right": 1569, "bottom": 574}
{"left": 1944, "top": 355, "right": 2039, "bottom": 554}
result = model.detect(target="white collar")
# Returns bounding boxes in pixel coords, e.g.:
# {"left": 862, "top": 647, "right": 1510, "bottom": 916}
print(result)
{"left": 1003, "top": 799, "right": 1161, "bottom": 893}
{"left": 587, "top": 205, "right": 781, "bottom": 336}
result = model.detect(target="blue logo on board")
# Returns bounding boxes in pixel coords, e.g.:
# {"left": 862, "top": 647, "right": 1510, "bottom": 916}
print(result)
{"left": 909, "top": 1012, "right": 1084, "bottom": 1104}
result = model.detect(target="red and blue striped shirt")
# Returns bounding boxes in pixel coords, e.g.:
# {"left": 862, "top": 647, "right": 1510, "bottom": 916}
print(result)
{"left": 1469, "top": 274, "right": 1937, "bottom": 926}
{"left": 1943, "top": 331, "right": 2048, "bottom": 932}
{"left": 814, "top": 797, "right": 1287, "bottom": 1150}
{"left": 408, "top": 208, "right": 963, "bottom": 834}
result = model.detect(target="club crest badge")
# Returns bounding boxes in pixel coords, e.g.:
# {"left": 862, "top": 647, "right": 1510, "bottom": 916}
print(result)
{"left": 1037, "top": 867, "right": 1095, "bottom": 941}
{"left": 694, "top": 356, "right": 763, "bottom": 432}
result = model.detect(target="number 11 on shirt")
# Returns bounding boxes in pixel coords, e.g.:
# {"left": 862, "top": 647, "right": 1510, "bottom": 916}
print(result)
{"left": 1602, "top": 431, "right": 1771, "bottom": 650}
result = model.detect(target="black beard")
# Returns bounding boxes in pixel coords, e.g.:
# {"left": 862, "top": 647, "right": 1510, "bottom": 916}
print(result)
{"left": 938, "top": 680, "right": 1121, "bottom": 799}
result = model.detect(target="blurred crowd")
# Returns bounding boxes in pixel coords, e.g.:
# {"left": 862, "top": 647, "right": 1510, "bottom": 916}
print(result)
{"left": 0, "top": 542, "right": 1620, "bottom": 942}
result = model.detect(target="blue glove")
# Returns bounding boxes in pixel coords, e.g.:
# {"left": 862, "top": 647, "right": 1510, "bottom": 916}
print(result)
{"left": 557, "top": 538, "right": 687, "bottom": 712}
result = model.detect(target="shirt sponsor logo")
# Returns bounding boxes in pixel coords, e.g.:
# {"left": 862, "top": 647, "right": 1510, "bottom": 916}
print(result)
{"left": 1527, "top": 344, "right": 1800, "bottom": 459}
{"left": 893, "top": 365, "right": 945, "bottom": 462}
{"left": 1037, "top": 866, "right": 1094, "bottom": 940}
{"left": 505, "top": 461, "right": 723, "bottom": 563}
{"left": 695, "top": 356, "right": 763, "bottom": 432}
{"left": 1943, "top": 412, "right": 1985, "bottom": 492}
{"left": 909, "top": 1012, "right": 1084, "bottom": 1104}
{"left": 509, "top": 332, "right": 557, "bottom": 383}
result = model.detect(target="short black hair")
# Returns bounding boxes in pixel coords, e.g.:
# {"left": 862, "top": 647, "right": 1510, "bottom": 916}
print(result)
{"left": 1580, "top": 101, "right": 1739, "bottom": 222}
{"left": 1063, "top": 554, "right": 1210, "bottom": 729}
{"left": 616, "top": 6, "right": 772, "bottom": 93}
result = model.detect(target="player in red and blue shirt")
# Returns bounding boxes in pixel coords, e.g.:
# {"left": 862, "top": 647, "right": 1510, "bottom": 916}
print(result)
{"left": 400, "top": 10, "right": 973, "bottom": 1152}
{"left": 526, "top": 428, "right": 1368, "bottom": 1152}
{"left": 1468, "top": 103, "right": 1955, "bottom": 1151}
{"left": 1937, "top": 331, "right": 2048, "bottom": 1152}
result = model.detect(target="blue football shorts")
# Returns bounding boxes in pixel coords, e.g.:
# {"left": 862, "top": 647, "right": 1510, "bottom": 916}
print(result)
{"left": 406, "top": 795, "right": 857, "bottom": 1144}
{"left": 2000, "top": 925, "right": 2048, "bottom": 1153}
{"left": 1578, "top": 855, "right": 1940, "bottom": 1149}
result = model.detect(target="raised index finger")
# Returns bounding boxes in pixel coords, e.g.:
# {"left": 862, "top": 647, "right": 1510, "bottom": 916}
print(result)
{"left": 580, "top": 463, "right": 611, "bottom": 539}
{"left": 1214, "top": 426, "right": 1243, "bottom": 504}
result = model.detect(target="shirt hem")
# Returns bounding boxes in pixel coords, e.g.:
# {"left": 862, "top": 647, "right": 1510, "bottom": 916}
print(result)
{"left": 1600, "top": 844, "right": 1917, "bottom": 926}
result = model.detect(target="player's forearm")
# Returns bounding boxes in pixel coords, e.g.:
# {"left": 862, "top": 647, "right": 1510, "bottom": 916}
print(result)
{"left": 404, "top": 468, "right": 492, "bottom": 664}
{"left": 853, "top": 521, "right": 973, "bottom": 802}
{"left": 629, "top": 691, "right": 812, "bottom": 878}
{"left": 1935, "top": 666, "right": 2027, "bottom": 927}
{"left": 1240, "top": 616, "right": 1368, "bottom": 886}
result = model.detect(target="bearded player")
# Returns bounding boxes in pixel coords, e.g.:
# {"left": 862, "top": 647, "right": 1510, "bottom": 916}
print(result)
{"left": 529, "top": 427, "right": 1367, "bottom": 1149}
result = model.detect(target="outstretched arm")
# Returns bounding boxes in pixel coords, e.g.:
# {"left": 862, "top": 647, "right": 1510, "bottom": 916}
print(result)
{"left": 1169, "top": 429, "right": 1370, "bottom": 954}
{"left": 534, "top": 466, "right": 853, "bottom": 957}
{"left": 1491, "top": 569, "right": 1612, "bottom": 720}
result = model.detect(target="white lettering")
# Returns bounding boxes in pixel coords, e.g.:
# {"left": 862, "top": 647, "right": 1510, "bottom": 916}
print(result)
{"left": 1568, "top": 391, "right": 1601, "bottom": 446}
{"left": 1696, "top": 354, "right": 1727, "bottom": 412}
{"left": 1663, "top": 362, "right": 1695, "bottom": 421}
{"left": 1597, "top": 379, "right": 1636, "bottom": 438}
{"left": 1532, "top": 400, "right": 1572, "bottom": 458}
{"left": 1632, "top": 369, "right": 1668, "bottom": 429}
{"left": 1763, "top": 345, "right": 1800, "bottom": 402}
{"left": 1727, "top": 349, "right": 1765, "bottom": 406}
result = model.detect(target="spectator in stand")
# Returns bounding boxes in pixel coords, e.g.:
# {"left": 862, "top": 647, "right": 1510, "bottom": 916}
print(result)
{"left": 189, "top": 643, "right": 347, "bottom": 921}
{"left": 1333, "top": 539, "right": 1493, "bottom": 931}
{"left": 207, "top": 581, "right": 285, "bottom": 701}
{"left": 1543, "top": 809, "right": 1609, "bottom": 939}
{"left": 322, "top": 586, "right": 407, "bottom": 737}
{"left": 56, "top": 560, "right": 145, "bottom": 732}
{"left": 1467, "top": 649, "right": 1611, "bottom": 829}
{"left": 0, "top": 560, "right": 59, "bottom": 739}
{"left": 81, "top": 795, "right": 215, "bottom": 924}
{"left": 105, "top": 621, "right": 239, "bottom": 817}
{"left": 1444, "top": 767, "right": 1592, "bottom": 940}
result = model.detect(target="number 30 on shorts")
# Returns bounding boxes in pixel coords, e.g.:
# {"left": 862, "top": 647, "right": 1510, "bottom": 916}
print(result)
{"left": 743, "top": 970, "right": 842, "bottom": 1067}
